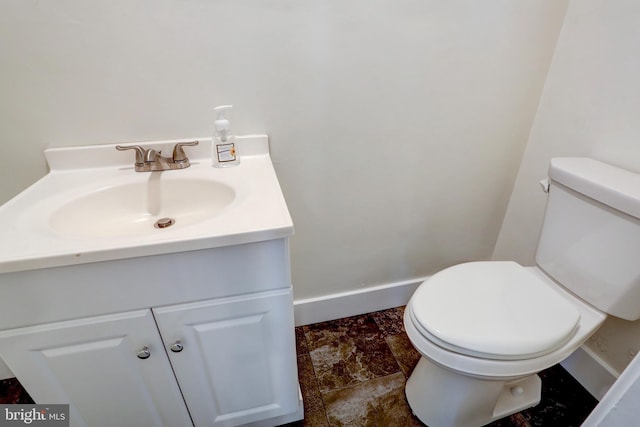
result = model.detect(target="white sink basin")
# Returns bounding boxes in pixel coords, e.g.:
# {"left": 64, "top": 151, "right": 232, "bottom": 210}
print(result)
{"left": 49, "top": 178, "right": 235, "bottom": 238}
{"left": 0, "top": 135, "right": 293, "bottom": 273}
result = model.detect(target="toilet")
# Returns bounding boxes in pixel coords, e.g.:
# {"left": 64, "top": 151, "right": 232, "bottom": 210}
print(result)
{"left": 404, "top": 157, "right": 640, "bottom": 427}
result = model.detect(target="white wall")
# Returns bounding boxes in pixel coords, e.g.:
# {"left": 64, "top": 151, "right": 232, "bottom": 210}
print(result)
{"left": 583, "top": 350, "right": 640, "bottom": 426}
{"left": 494, "top": 0, "right": 640, "bottom": 375}
{"left": 0, "top": 1, "right": 568, "bottom": 304}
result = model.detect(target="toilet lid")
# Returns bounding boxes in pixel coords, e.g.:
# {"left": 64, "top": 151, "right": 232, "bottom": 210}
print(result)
{"left": 410, "top": 261, "right": 581, "bottom": 360}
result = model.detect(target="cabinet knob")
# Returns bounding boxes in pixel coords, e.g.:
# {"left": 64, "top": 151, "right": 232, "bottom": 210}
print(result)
{"left": 137, "top": 346, "right": 151, "bottom": 359}
{"left": 170, "top": 340, "right": 184, "bottom": 353}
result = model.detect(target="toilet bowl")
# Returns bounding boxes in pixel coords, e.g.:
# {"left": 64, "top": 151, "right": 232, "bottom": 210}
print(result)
{"left": 404, "top": 262, "right": 606, "bottom": 427}
{"left": 403, "top": 157, "right": 640, "bottom": 427}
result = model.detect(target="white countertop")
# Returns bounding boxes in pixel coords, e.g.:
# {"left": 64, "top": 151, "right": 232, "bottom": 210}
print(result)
{"left": 0, "top": 135, "right": 293, "bottom": 273}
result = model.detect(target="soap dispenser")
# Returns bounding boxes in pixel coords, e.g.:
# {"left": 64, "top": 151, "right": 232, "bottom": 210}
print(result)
{"left": 211, "top": 105, "right": 240, "bottom": 168}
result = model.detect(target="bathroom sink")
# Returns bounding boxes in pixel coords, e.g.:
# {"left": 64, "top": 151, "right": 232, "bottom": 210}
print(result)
{"left": 0, "top": 135, "right": 293, "bottom": 273}
{"left": 49, "top": 178, "right": 235, "bottom": 238}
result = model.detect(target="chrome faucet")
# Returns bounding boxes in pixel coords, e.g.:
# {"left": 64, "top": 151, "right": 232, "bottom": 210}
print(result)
{"left": 116, "top": 141, "right": 199, "bottom": 172}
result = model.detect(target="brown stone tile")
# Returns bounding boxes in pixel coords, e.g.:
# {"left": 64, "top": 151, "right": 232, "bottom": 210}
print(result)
{"left": 371, "top": 306, "right": 406, "bottom": 336}
{"left": 295, "top": 326, "right": 309, "bottom": 355}
{"left": 487, "top": 413, "right": 531, "bottom": 427}
{"left": 0, "top": 378, "right": 34, "bottom": 404}
{"left": 304, "top": 315, "right": 381, "bottom": 340}
{"left": 510, "top": 413, "right": 532, "bottom": 427}
{"left": 385, "top": 333, "right": 421, "bottom": 377}
{"left": 520, "top": 365, "right": 597, "bottom": 427}
{"left": 321, "top": 372, "right": 423, "bottom": 427}
{"left": 304, "top": 315, "right": 400, "bottom": 393}
{"left": 293, "top": 353, "right": 329, "bottom": 427}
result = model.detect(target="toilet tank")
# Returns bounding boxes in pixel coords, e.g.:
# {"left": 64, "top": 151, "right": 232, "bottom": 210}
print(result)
{"left": 535, "top": 158, "right": 640, "bottom": 320}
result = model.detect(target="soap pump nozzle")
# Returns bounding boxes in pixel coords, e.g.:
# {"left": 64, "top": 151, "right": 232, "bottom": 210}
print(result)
{"left": 214, "top": 105, "right": 232, "bottom": 142}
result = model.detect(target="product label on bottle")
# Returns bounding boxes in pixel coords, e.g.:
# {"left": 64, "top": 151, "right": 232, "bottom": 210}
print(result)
{"left": 216, "top": 143, "right": 237, "bottom": 162}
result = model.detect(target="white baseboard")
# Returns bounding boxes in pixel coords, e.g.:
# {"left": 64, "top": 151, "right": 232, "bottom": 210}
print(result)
{"left": 561, "top": 345, "right": 619, "bottom": 400}
{"left": 293, "top": 277, "right": 426, "bottom": 326}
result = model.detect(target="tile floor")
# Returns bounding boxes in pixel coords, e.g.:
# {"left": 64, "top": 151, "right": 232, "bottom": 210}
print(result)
{"left": 283, "top": 306, "right": 598, "bottom": 427}
{"left": 0, "top": 377, "right": 33, "bottom": 405}
{"left": 0, "top": 306, "right": 598, "bottom": 426}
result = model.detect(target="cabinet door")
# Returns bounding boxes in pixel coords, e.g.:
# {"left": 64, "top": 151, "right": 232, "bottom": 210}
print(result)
{"left": 154, "top": 288, "right": 299, "bottom": 427}
{"left": 0, "top": 310, "right": 193, "bottom": 427}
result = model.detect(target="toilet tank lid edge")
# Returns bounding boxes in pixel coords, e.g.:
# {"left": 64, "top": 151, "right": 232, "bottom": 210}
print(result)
{"left": 549, "top": 157, "right": 640, "bottom": 219}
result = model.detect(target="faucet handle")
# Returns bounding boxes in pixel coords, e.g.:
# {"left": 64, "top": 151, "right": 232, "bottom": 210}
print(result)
{"left": 172, "top": 141, "right": 199, "bottom": 163}
{"left": 116, "top": 145, "right": 145, "bottom": 167}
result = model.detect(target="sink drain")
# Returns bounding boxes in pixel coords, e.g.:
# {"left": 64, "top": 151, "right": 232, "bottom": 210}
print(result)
{"left": 154, "top": 218, "right": 176, "bottom": 229}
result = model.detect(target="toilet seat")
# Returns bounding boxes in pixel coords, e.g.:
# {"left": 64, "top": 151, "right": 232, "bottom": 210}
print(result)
{"left": 410, "top": 261, "right": 580, "bottom": 360}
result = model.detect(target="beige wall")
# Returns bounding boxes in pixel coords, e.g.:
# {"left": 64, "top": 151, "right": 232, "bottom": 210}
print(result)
{"left": 0, "top": 1, "right": 568, "bottom": 302}
{"left": 494, "top": 0, "right": 640, "bottom": 375}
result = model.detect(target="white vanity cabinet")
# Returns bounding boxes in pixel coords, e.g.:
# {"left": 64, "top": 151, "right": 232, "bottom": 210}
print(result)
{"left": 155, "top": 288, "right": 299, "bottom": 426}
{"left": 0, "top": 136, "right": 301, "bottom": 426}
{"left": 0, "top": 239, "right": 302, "bottom": 427}
{"left": 0, "top": 309, "right": 194, "bottom": 427}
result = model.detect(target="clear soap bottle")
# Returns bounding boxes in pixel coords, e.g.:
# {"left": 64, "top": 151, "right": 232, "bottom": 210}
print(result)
{"left": 211, "top": 105, "right": 240, "bottom": 168}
